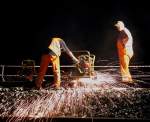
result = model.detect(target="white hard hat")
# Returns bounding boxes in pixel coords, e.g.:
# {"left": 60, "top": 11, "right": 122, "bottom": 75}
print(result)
{"left": 114, "top": 21, "right": 124, "bottom": 27}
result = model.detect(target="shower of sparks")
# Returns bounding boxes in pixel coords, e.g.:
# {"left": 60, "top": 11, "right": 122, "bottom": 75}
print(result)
{"left": 0, "top": 67, "right": 150, "bottom": 121}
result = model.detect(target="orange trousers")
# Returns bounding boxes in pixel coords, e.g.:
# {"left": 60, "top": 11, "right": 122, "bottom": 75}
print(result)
{"left": 118, "top": 54, "right": 133, "bottom": 82}
{"left": 35, "top": 54, "right": 60, "bottom": 89}
{"left": 117, "top": 42, "right": 133, "bottom": 82}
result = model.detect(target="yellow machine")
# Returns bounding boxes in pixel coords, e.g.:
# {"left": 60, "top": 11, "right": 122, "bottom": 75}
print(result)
{"left": 77, "top": 53, "right": 95, "bottom": 77}
{"left": 61, "top": 50, "right": 96, "bottom": 81}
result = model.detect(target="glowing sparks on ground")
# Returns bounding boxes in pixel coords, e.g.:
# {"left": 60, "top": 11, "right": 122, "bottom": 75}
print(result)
{"left": 0, "top": 68, "right": 150, "bottom": 121}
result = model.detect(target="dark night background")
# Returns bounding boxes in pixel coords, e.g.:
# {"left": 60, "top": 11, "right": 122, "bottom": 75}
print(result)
{"left": 0, "top": 0, "right": 150, "bottom": 65}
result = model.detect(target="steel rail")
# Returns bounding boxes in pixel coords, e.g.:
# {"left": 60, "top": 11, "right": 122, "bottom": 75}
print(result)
{"left": 1, "top": 65, "right": 150, "bottom": 68}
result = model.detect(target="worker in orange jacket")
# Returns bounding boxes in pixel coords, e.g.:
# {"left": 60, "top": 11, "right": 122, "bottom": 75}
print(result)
{"left": 35, "top": 37, "right": 79, "bottom": 89}
{"left": 115, "top": 21, "right": 134, "bottom": 83}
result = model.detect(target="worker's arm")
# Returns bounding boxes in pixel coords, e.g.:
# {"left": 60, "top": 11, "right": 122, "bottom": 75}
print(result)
{"left": 60, "top": 40, "right": 79, "bottom": 64}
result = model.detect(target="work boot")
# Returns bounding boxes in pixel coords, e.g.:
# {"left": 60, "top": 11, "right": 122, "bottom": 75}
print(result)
{"left": 121, "top": 76, "right": 133, "bottom": 83}
{"left": 121, "top": 79, "right": 134, "bottom": 85}
{"left": 50, "top": 81, "right": 61, "bottom": 90}
{"left": 35, "top": 80, "right": 43, "bottom": 90}
{"left": 35, "top": 85, "right": 43, "bottom": 90}
{"left": 128, "top": 77, "right": 134, "bottom": 83}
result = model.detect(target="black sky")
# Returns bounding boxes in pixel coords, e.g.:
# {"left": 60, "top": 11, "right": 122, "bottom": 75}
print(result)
{"left": 0, "top": 0, "right": 150, "bottom": 65}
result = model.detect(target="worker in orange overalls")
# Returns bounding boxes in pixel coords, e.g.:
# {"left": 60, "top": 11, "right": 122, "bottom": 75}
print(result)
{"left": 114, "top": 21, "right": 134, "bottom": 83}
{"left": 35, "top": 37, "right": 79, "bottom": 89}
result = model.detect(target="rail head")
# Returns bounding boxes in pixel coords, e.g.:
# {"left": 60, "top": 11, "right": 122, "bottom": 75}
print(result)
{"left": 1, "top": 65, "right": 150, "bottom": 68}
